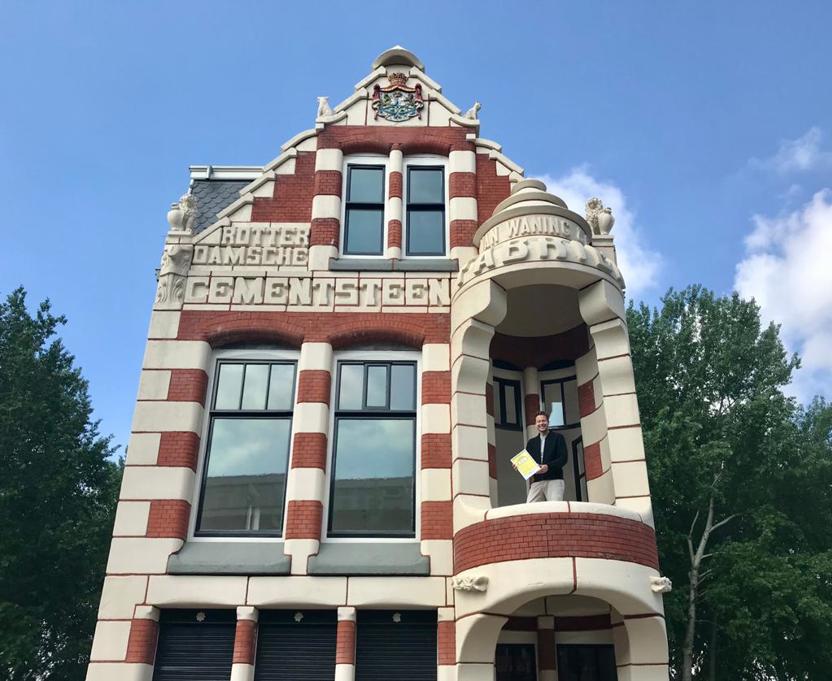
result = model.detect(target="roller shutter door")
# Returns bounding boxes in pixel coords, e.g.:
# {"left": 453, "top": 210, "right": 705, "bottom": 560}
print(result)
{"left": 254, "top": 610, "right": 337, "bottom": 681}
{"left": 355, "top": 610, "right": 437, "bottom": 681}
{"left": 152, "top": 609, "right": 235, "bottom": 681}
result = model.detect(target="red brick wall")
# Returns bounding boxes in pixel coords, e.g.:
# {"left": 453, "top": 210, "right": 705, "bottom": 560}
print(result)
{"left": 166, "top": 369, "right": 208, "bottom": 405}
{"left": 421, "top": 500, "right": 453, "bottom": 539}
{"left": 449, "top": 172, "right": 476, "bottom": 198}
{"left": 584, "top": 442, "right": 604, "bottom": 480}
{"left": 438, "top": 620, "right": 456, "bottom": 665}
{"left": 314, "top": 170, "right": 342, "bottom": 197}
{"left": 336, "top": 620, "right": 356, "bottom": 664}
{"left": 125, "top": 619, "right": 158, "bottom": 664}
{"left": 387, "top": 219, "right": 402, "bottom": 248}
{"left": 476, "top": 154, "right": 511, "bottom": 225}
{"left": 555, "top": 614, "right": 612, "bottom": 631}
{"left": 389, "top": 171, "right": 403, "bottom": 199}
{"left": 146, "top": 500, "right": 190, "bottom": 539}
{"left": 285, "top": 500, "right": 323, "bottom": 539}
{"left": 310, "top": 217, "right": 340, "bottom": 247}
{"left": 297, "top": 370, "right": 331, "bottom": 404}
{"left": 454, "top": 512, "right": 659, "bottom": 573}
{"left": 233, "top": 619, "right": 257, "bottom": 664}
{"left": 578, "top": 380, "right": 596, "bottom": 417}
{"left": 490, "top": 326, "right": 589, "bottom": 369}
{"left": 291, "top": 432, "right": 328, "bottom": 469}
{"left": 318, "top": 126, "right": 473, "bottom": 155}
{"left": 156, "top": 432, "right": 200, "bottom": 470}
{"left": 449, "top": 219, "right": 477, "bottom": 249}
{"left": 422, "top": 433, "right": 451, "bottom": 469}
{"left": 251, "top": 152, "right": 316, "bottom": 222}
{"left": 422, "top": 371, "right": 451, "bottom": 404}
{"left": 538, "top": 628, "right": 556, "bottom": 670}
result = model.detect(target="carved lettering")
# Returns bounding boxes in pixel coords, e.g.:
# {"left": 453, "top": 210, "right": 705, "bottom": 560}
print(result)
{"left": 335, "top": 279, "right": 359, "bottom": 305}
{"left": 209, "top": 277, "right": 234, "bottom": 303}
{"left": 232, "top": 277, "right": 263, "bottom": 304}
{"left": 185, "top": 276, "right": 210, "bottom": 303}
{"left": 382, "top": 281, "right": 405, "bottom": 306}
{"left": 288, "top": 277, "right": 312, "bottom": 306}
{"left": 264, "top": 278, "right": 288, "bottom": 305}
{"left": 428, "top": 279, "right": 450, "bottom": 306}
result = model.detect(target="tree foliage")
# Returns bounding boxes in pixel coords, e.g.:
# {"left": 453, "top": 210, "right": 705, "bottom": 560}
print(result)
{"left": 628, "top": 286, "right": 832, "bottom": 680}
{"left": 0, "top": 288, "right": 122, "bottom": 681}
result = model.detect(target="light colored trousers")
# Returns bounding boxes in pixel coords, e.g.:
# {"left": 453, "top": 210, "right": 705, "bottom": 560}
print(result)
{"left": 527, "top": 479, "right": 565, "bottom": 503}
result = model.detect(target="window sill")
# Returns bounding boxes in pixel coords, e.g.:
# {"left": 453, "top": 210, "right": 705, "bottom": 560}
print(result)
{"left": 329, "top": 258, "right": 459, "bottom": 272}
{"left": 307, "top": 542, "right": 430, "bottom": 576}
{"left": 167, "top": 541, "right": 291, "bottom": 575}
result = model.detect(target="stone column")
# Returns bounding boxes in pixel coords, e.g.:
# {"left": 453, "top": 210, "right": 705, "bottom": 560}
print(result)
{"left": 523, "top": 366, "right": 541, "bottom": 440}
{"left": 231, "top": 607, "right": 258, "bottom": 681}
{"left": 612, "top": 614, "right": 670, "bottom": 681}
{"left": 309, "top": 148, "right": 343, "bottom": 270}
{"left": 335, "top": 607, "right": 357, "bottom": 681}
{"left": 387, "top": 146, "right": 404, "bottom": 259}
{"left": 537, "top": 616, "right": 557, "bottom": 681}
{"left": 438, "top": 607, "right": 457, "bottom": 681}
{"left": 448, "top": 149, "right": 479, "bottom": 266}
{"left": 455, "top": 612, "right": 506, "bottom": 681}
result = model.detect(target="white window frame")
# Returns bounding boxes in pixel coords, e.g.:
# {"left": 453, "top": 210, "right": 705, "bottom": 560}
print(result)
{"left": 340, "top": 154, "right": 390, "bottom": 259}
{"left": 402, "top": 155, "right": 449, "bottom": 259}
{"left": 189, "top": 347, "right": 300, "bottom": 542}
{"left": 322, "top": 348, "right": 422, "bottom": 542}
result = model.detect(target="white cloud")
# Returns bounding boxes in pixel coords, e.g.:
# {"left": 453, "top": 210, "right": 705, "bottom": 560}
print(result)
{"left": 749, "top": 127, "right": 832, "bottom": 174}
{"left": 535, "top": 167, "right": 662, "bottom": 298}
{"left": 734, "top": 189, "right": 832, "bottom": 400}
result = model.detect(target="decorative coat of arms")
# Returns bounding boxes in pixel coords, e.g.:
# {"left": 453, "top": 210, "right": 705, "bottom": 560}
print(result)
{"left": 372, "top": 73, "right": 424, "bottom": 122}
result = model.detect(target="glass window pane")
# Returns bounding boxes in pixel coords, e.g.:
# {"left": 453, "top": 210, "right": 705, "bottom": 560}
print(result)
{"left": 407, "top": 210, "right": 445, "bottom": 255}
{"left": 390, "top": 364, "right": 415, "bottom": 410}
{"left": 348, "top": 166, "right": 384, "bottom": 203}
{"left": 330, "top": 418, "right": 415, "bottom": 535}
{"left": 199, "top": 418, "right": 291, "bottom": 533}
{"left": 409, "top": 168, "right": 443, "bottom": 203}
{"left": 504, "top": 383, "right": 517, "bottom": 424}
{"left": 215, "top": 363, "right": 243, "bottom": 410}
{"left": 267, "top": 363, "right": 295, "bottom": 410}
{"left": 339, "top": 364, "right": 364, "bottom": 410}
{"left": 241, "top": 364, "right": 269, "bottom": 410}
{"left": 366, "top": 365, "right": 388, "bottom": 408}
{"left": 345, "top": 208, "right": 384, "bottom": 255}
{"left": 543, "top": 383, "right": 565, "bottom": 427}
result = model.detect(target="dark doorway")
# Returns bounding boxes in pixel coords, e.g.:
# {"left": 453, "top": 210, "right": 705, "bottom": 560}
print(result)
{"left": 556, "top": 644, "right": 617, "bottom": 681}
{"left": 496, "top": 643, "right": 537, "bottom": 681}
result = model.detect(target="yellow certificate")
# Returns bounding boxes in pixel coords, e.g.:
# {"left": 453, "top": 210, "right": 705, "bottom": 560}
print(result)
{"left": 510, "top": 450, "right": 541, "bottom": 480}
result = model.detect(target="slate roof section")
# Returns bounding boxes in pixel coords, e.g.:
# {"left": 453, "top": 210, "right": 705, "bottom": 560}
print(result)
{"left": 190, "top": 180, "right": 250, "bottom": 233}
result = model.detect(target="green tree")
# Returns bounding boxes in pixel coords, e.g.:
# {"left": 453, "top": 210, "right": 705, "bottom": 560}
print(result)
{"left": 0, "top": 288, "right": 122, "bottom": 681}
{"left": 628, "top": 286, "right": 832, "bottom": 680}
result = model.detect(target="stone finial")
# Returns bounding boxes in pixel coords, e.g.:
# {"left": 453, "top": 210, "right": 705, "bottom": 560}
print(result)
{"left": 585, "top": 197, "right": 615, "bottom": 236}
{"left": 316, "top": 96, "right": 333, "bottom": 118}
{"left": 650, "top": 575, "right": 673, "bottom": 593}
{"left": 464, "top": 101, "right": 481, "bottom": 120}
{"left": 166, "top": 193, "right": 196, "bottom": 234}
{"left": 451, "top": 575, "right": 489, "bottom": 592}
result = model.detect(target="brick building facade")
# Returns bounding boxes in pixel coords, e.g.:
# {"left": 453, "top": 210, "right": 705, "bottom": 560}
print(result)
{"left": 86, "top": 46, "right": 670, "bottom": 681}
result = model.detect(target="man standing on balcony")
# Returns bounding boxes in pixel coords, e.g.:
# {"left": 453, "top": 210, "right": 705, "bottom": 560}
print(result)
{"left": 526, "top": 410, "right": 568, "bottom": 502}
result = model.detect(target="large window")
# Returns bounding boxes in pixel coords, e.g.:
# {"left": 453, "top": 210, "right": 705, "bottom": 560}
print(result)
{"left": 405, "top": 166, "right": 445, "bottom": 256}
{"left": 196, "top": 358, "right": 296, "bottom": 536}
{"left": 494, "top": 377, "right": 523, "bottom": 430}
{"left": 329, "top": 360, "right": 417, "bottom": 537}
{"left": 152, "top": 610, "right": 235, "bottom": 681}
{"left": 344, "top": 164, "right": 385, "bottom": 256}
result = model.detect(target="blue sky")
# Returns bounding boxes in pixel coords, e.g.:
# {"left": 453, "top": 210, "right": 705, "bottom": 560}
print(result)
{"left": 2, "top": 1, "right": 831, "bottom": 452}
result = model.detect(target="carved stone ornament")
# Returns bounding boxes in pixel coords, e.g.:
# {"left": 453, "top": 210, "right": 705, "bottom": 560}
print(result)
{"left": 451, "top": 575, "right": 489, "bottom": 592}
{"left": 372, "top": 73, "right": 424, "bottom": 122}
{"left": 166, "top": 193, "right": 197, "bottom": 234}
{"left": 159, "top": 244, "right": 193, "bottom": 277}
{"left": 316, "top": 96, "right": 333, "bottom": 118}
{"left": 650, "top": 575, "right": 673, "bottom": 593}
{"left": 464, "top": 101, "right": 481, "bottom": 120}
{"left": 585, "top": 197, "right": 615, "bottom": 236}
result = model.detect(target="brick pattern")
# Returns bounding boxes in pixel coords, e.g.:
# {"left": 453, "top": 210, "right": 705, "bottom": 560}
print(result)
{"left": 538, "top": 628, "right": 556, "bottom": 670}
{"left": 449, "top": 172, "right": 476, "bottom": 198}
{"left": 422, "top": 371, "right": 451, "bottom": 404}
{"left": 488, "top": 443, "right": 497, "bottom": 479}
{"left": 524, "top": 394, "right": 541, "bottom": 426}
{"left": 157, "top": 432, "right": 200, "bottom": 470}
{"left": 438, "top": 620, "right": 456, "bottom": 665}
{"left": 314, "top": 170, "right": 342, "bottom": 197}
{"left": 449, "top": 219, "right": 477, "bottom": 249}
{"left": 388, "top": 171, "right": 403, "bottom": 199}
{"left": 310, "top": 217, "right": 340, "bottom": 247}
{"left": 584, "top": 442, "right": 604, "bottom": 480}
{"left": 178, "top": 311, "right": 450, "bottom": 348}
{"left": 421, "top": 500, "right": 453, "bottom": 539}
{"left": 251, "top": 151, "right": 316, "bottom": 222}
{"left": 125, "top": 618, "right": 158, "bottom": 664}
{"left": 476, "top": 154, "right": 512, "bottom": 226}
{"left": 285, "top": 500, "right": 323, "bottom": 539}
{"left": 421, "top": 433, "right": 451, "bottom": 469}
{"left": 454, "top": 512, "right": 659, "bottom": 573}
{"left": 554, "top": 614, "right": 612, "bottom": 631}
{"left": 335, "top": 620, "right": 356, "bottom": 664}
{"left": 503, "top": 617, "right": 537, "bottom": 631}
{"left": 297, "top": 370, "right": 332, "bottom": 404}
{"left": 578, "top": 380, "right": 596, "bottom": 417}
{"left": 291, "top": 432, "right": 328, "bottom": 469}
{"left": 146, "top": 500, "right": 190, "bottom": 539}
{"left": 490, "top": 326, "right": 589, "bottom": 370}
{"left": 233, "top": 619, "right": 257, "bottom": 665}
{"left": 387, "top": 219, "right": 402, "bottom": 249}
{"left": 318, "top": 126, "right": 473, "bottom": 155}
{"left": 167, "top": 369, "right": 208, "bottom": 405}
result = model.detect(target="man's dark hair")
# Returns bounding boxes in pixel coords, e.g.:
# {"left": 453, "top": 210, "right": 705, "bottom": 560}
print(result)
{"left": 534, "top": 410, "right": 549, "bottom": 419}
